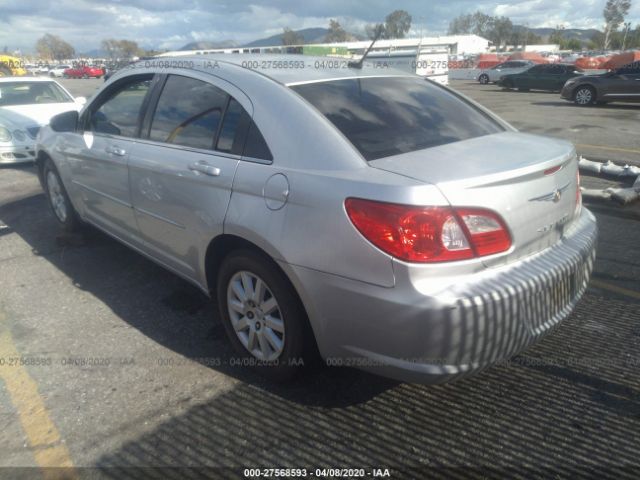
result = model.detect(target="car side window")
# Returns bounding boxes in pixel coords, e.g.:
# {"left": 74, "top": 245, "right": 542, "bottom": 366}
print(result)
{"left": 90, "top": 77, "right": 152, "bottom": 137}
{"left": 149, "top": 75, "right": 227, "bottom": 150}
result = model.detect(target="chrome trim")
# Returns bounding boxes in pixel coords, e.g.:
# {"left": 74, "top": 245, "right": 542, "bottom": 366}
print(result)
{"left": 134, "top": 206, "right": 186, "bottom": 229}
{"left": 528, "top": 181, "right": 572, "bottom": 203}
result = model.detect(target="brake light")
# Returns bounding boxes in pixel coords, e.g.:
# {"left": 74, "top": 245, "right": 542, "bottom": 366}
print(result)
{"left": 345, "top": 198, "right": 511, "bottom": 263}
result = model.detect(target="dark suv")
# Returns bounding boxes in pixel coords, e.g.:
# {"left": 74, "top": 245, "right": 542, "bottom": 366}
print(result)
{"left": 561, "top": 64, "right": 640, "bottom": 106}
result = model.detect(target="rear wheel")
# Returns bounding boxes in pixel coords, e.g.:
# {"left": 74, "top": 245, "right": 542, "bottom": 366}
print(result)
{"left": 217, "top": 249, "right": 315, "bottom": 381}
{"left": 43, "top": 159, "right": 82, "bottom": 232}
{"left": 478, "top": 74, "right": 489, "bottom": 84}
{"left": 0, "top": 66, "right": 11, "bottom": 77}
{"left": 574, "top": 86, "right": 595, "bottom": 106}
{"left": 82, "top": 73, "right": 88, "bottom": 79}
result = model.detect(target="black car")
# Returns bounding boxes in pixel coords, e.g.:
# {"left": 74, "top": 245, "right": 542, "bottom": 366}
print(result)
{"left": 561, "top": 64, "right": 640, "bottom": 106}
{"left": 498, "top": 64, "right": 585, "bottom": 92}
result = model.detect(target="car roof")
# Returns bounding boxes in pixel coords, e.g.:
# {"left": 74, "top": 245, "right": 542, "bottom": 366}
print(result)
{"left": 134, "top": 54, "right": 414, "bottom": 86}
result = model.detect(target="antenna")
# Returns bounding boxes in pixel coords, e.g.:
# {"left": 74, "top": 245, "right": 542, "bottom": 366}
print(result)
{"left": 348, "top": 25, "right": 384, "bottom": 69}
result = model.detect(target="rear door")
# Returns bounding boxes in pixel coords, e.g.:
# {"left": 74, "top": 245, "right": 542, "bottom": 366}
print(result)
{"left": 128, "top": 73, "right": 247, "bottom": 279}
{"left": 70, "top": 74, "right": 154, "bottom": 244}
{"left": 604, "top": 66, "right": 640, "bottom": 102}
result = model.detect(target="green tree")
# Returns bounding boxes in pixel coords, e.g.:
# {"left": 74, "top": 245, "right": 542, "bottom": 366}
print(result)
{"left": 383, "top": 10, "right": 412, "bottom": 39}
{"left": 490, "top": 16, "right": 513, "bottom": 50}
{"left": 35, "top": 34, "right": 75, "bottom": 61}
{"left": 365, "top": 23, "right": 386, "bottom": 40}
{"left": 603, "top": 0, "right": 632, "bottom": 49}
{"left": 324, "top": 19, "right": 349, "bottom": 42}
{"left": 282, "top": 27, "right": 304, "bottom": 46}
{"left": 101, "top": 39, "right": 142, "bottom": 60}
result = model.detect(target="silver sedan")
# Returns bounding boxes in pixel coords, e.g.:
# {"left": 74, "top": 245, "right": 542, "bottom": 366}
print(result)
{"left": 36, "top": 55, "right": 597, "bottom": 383}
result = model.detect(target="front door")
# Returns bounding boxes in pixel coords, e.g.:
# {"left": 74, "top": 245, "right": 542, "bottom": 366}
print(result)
{"left": 70, "top": 75, "right": 153, "bottom": 243}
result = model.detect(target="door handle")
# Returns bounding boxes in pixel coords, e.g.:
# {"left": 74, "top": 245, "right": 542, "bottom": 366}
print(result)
{"left": 105, "top": 146, "right": 126, "bottom": 156}
{"left": 189, "top": 161, "right": 221, "bottom": 177}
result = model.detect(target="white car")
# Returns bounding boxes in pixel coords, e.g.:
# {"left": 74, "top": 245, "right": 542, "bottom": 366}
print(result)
{"left": 0, "top": 77, "right": 85, "bottom": 164}
{"left": 48, "top": 65, "right": 72, "bottom": 78}
{"left": 477, "top": 60, "right": 535, "bottom": 84}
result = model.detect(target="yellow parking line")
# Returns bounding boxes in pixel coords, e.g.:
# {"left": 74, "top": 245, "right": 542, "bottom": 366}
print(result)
{"left": 0, "top": 312, "right": 77, "bottom": 479}
{"left": 590, "top": 279, "right": 640, "bottom": 300}
{"left": 576, "top": 143, "right": 640, "bottom": 155}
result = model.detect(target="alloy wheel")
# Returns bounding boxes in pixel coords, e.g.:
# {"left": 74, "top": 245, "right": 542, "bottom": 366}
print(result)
{"left": 227, "top": 271, "right": 285, "bottom": 361}
{"left": 46, "top": 171, "right": 68, "bottom": 222}
{"left": 575, "top": 88, "right": 593, "bottom": 105}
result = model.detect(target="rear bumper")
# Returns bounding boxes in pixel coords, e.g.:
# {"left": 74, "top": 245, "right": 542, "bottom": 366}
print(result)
{"left": 291, "top": 208, "right": 597, "bottom": 384}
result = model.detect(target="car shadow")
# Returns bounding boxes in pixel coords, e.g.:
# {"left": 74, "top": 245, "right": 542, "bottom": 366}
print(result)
{"left": 1, "top": 190, "right": 640, "bottom": 472}
{"left": 532, "top": 101, "right": 640, "bottom": 110}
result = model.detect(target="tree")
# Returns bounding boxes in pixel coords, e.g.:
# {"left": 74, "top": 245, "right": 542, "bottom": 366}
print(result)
{"left": 35, "top": 34, "right": 75, "bottom": 61}
{"left": 282, "top": 27, "right": 304, "bottom": 46}
{"left": 324, "top": 19, "right": 349, "bottom": 43}
{"left": 365, "top": 23, "right": 386, "bottom": 40}
{"left": 590, "top": 31, "right": 605, "bottom": 49}
{"left": 603, "top": 0, "right": 631, "bottom": 49}
{"left": 490, "top": 16, "right": 513, "bottom": 50}
{"left": 101, "top": 39, "right": 142, "bottom": 60}
{"left": 448, "top": 14, "right": 474, "bottom": 35}
{"left": 383, "top": 10, "right": 412, "bottom": 39}
{"left": 549, "top": 25, "right": 565, "bottom": 44}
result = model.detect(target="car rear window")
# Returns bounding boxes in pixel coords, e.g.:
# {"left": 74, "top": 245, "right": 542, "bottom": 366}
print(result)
{"left": 291, "top": 77, "right": 503, "bottom": 161}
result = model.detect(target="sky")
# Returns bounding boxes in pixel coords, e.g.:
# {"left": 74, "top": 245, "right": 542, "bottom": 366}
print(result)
{"left": 1, "top": 0, "right": 639, "bottom": 54}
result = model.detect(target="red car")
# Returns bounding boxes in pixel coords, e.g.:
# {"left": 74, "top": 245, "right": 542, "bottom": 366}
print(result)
{"left": 63, "top": 65, "right": 104, "bottom": 79}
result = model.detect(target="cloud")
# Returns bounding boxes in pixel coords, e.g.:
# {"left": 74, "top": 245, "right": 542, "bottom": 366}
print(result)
{"left": 0, "top": 0, "right": 638, "bottom": 55}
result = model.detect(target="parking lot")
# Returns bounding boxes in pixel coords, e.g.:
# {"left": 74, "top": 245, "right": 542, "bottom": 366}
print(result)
{"left": 0, "top": 77, "right": 639, "bottom": 478}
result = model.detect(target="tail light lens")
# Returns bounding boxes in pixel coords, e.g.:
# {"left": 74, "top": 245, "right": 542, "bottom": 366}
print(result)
{"left": 345, "top": 198, "right": 511, "bottom": 263}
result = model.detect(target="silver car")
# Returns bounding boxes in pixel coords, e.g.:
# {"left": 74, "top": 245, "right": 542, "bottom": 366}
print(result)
{"left": 37, "top": 55, "right": 597, "bottom": 383}
{"left": 478, "top": 60, "right": 535, "bottom": 84}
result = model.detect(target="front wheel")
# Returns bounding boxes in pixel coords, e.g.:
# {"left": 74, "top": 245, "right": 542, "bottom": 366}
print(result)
{"left": 217, "top": 250, "right": 315, "bottom": 381}
{"left": 43, "top": 159, "right": 82, "bottom": 232}
{"left": 574, "top": 86, "right": 595, "bottom": 106}
{"left": 478, "top": 74, "right": 489, "bottom": 85}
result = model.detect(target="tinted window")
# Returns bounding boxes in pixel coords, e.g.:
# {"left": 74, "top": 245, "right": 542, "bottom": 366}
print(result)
{"left": 292, "top": 77, "right": 503, "bottom": 161}
{"left": 528, "top": 65, "right": 546, "bottom": 74}
{"left": 243, "top": 121, "right": 273, "bottom": 161}
{"left": 90, "top": 78, "right": 151, "bottom": 137}
{"left": 216, "top": 98, "right": 245, "bottom": 154}
{"left": 149, "top": 75, "right": 227, "bottom": 150}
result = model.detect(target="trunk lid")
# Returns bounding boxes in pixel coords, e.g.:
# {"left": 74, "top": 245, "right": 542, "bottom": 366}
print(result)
{"left": 369, "top": 132, "right": 580, "bottom": 265}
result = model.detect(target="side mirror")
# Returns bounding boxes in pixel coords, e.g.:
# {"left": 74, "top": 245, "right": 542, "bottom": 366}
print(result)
{"left": 50, "top": 110, "right": 79, "bottom": 133}
{"left": 75, "top": 96, "right": 87, "bottom": 106}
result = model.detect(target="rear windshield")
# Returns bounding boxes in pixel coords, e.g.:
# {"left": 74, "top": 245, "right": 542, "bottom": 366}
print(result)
{"left": 291, "top": 77, "right": 503, "bottom": 161}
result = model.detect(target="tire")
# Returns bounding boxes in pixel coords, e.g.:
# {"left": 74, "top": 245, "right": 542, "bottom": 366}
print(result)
{"left": 0, "top": 66, "right": 11, "bottom": 77}
{"left": 478, "top": 74, "right": 489, "bottom": 85}
{"left": 82, "top": 74, "right": 88, "bottom": 79}
{"left": 574, "top": 86, "right": 596, "bottom": 106}
{"left": 43, "top": 159, "right": 82, "bottom": 232}
{"left": 217, "top": 249, "right": 316, "bottom": 381}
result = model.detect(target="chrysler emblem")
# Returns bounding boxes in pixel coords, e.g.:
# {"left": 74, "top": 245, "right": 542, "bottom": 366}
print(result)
{"left": 529, "top": 181, "right": 571, "bottom": 203}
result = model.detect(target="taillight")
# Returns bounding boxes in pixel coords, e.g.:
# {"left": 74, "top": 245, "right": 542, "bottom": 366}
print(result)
{"left": 345, "top": 198, "right": 511, "bottom": 263}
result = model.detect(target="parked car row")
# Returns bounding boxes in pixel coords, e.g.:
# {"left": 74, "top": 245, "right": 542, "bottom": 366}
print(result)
{"left": 22, "top": 64, "right": 104, "bottom": 79}
{"left": 478, "top": 61, "right": 640, "bottom": 106}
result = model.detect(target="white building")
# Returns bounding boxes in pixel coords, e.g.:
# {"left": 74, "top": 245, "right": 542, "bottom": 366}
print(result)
{"left": 157, "top": 34, "right": 490, "bottom": 58}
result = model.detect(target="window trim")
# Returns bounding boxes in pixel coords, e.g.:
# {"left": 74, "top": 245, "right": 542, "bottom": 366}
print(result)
{"left": 140, "top": 72, "right": 273, "bottom": 164}
{"left": 80, "top": 73, "right": 157, "bottom": 139}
